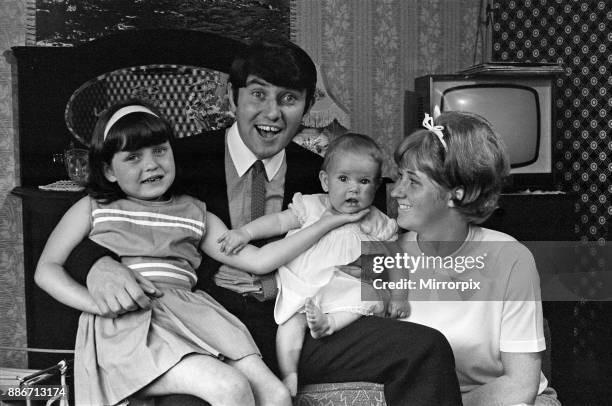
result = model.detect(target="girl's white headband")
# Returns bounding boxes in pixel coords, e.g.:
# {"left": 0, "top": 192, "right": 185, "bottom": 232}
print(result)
{"left": 103, "top": 105, "right": 159, "bottom": 140}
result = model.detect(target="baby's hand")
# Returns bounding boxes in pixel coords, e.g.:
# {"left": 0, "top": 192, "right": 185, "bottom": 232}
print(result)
{"left": 386, "top": 298, "right": 409, "bottom": 319}
{"left": 217, "top": 228, "right": 252, "bottom": 255}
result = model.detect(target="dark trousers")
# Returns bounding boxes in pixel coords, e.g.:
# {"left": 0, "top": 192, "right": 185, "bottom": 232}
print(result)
{"left": 208, "top": 285, "right": 280, "bottom": 375}
{"left": 159, "top": 288, "right": 462, "bottom": 406}
{"left": 299, "top": 316, "right": 462, "bottom": 406}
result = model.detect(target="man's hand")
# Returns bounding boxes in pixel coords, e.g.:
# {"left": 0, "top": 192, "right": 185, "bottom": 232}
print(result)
{"left": 386, "top": 298, "right": 409, "bottom": 319}
{"left": 87, "top": 256, "right": 162, "bottom": 317}
{"left": 217, "top": 228, "right": 252, "bottom": 255}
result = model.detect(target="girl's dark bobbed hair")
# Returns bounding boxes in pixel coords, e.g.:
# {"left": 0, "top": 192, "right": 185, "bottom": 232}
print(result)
{"left": 86, "top": 99, "right": 176, "bottom": 203}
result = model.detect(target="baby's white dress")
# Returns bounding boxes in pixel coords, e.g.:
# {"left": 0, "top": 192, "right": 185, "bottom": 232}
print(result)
{"left": 274, "top": 193, "right": 398, "bottom": 324}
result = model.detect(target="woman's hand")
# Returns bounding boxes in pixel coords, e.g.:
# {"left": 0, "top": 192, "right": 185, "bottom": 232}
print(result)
{"left": 386, "top": 298, "right": 410, "bottom": 319}
{"left": 217, "top": 228, "right": 252, "bottom": 255}
{"left": 336, "top": 265, "right": 362, "bottom": 278}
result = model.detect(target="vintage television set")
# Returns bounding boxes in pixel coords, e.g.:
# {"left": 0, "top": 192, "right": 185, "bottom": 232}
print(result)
{"left": 407, "top": 73, "right": 558, "bottom": 191}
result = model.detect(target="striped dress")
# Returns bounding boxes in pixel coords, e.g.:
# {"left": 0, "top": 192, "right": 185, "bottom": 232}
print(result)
{"left": 74, "top": 195, "right": 260, "bottom": 406}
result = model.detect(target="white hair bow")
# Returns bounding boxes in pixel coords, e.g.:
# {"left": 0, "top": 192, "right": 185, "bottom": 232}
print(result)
{"left": 422, "top": 113, "right": 447, "bottom": 151}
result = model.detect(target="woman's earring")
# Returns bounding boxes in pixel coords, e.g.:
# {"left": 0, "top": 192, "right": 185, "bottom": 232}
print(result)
{"left": 455, "top": 187, "right": 464, "bottom": 201}
{"left": 447, "top": 187, "right": 464, "bottom": 207}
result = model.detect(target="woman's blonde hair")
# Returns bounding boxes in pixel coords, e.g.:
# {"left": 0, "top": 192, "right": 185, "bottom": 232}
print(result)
{"left": 394, "top": 111, "right": 510, "bottom": 223}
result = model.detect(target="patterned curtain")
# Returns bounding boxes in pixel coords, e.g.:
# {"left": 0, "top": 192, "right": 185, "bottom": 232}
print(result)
{"left": 290, "top": 0, "right": 482, "bottom": 176}
{"left": 0, "top": 0, "right": 28, "bottom": 368}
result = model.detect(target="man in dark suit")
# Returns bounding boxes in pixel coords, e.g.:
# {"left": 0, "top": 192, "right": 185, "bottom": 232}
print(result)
{"left": 66, "top": 40, "right": 461, "bottom": 405}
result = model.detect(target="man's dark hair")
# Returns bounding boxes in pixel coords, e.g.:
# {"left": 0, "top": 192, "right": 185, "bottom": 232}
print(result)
{"left": 229, "top": 40, "right": 317, "bottom": 109}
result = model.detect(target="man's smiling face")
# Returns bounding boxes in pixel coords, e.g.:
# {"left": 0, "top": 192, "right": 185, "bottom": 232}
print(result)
{"left": 230, "top": 75, "right": 308, "bottom": 159}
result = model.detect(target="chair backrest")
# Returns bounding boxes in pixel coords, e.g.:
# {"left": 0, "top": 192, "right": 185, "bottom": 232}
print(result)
{"left": 65, "top": 64, "right": 234, "bottom": 146}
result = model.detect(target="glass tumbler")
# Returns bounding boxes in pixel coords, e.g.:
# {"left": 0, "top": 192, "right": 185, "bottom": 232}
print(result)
{"left": 64, "top": 148, "right": 89, "bottom": 184}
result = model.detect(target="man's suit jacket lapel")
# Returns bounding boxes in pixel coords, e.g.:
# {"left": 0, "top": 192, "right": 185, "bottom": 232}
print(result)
{"left": 174, "top": 128, "right": 231, "bottom": 226}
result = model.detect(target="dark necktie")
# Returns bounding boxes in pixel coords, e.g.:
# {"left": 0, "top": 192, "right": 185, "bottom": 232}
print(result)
{"left": 250, "top": 160, "right": 277, "bottom": 299}
{"left": 251, "top": 160, "right": 266, "bottom": 221}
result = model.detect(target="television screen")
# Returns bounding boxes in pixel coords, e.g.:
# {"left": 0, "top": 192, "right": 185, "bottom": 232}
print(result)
{"left": 411, "top": 75, "right": 555, "bottom": 190}
{"left": 441, "top": 85, "right": 540, "bottom": 168}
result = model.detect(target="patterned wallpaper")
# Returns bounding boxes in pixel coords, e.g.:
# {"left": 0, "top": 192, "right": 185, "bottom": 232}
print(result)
{"left": 290, "top": 0, "right": 482, "bottom": 176}
{"left": 492, "top": 0, "right": 611, "bottom": 395}
{"left": 0, "top": 0, "right": 27, "bottom": 368}
{"left": 493, "top": 0, "right": 610, "bottom": 242}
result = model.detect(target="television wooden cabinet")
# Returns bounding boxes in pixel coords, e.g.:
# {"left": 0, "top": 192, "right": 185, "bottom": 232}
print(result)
{"left": 483, "top": 192, "right": 577, "bottom": 242}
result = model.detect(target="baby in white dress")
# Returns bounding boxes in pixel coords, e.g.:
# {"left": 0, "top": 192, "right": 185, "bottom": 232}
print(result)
{"left": 219, "top": 133, "right": 408, "bottom": 395}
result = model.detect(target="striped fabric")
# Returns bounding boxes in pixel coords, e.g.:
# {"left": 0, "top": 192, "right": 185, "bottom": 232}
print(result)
{"left": 92, "top": 208, "right": 205, "bottom": 236}
{"left": 89, "top": 195, "right": 207, "bottom": 288}
{"left": 127, "top": 263, "right": 197, "bottom": 286}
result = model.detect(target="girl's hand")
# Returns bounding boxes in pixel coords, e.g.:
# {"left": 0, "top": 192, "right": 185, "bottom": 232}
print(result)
{"left": 320, "top": 208, "right": 371, "bottom": 227}
{"left": 360, "top": 206, "right": 386, "bottom": 235}
{"left": 217, "top": 228, "right": 252, "bottom": 255}
{"left": 386, "top": 298, "right": 409, "bottom": 319}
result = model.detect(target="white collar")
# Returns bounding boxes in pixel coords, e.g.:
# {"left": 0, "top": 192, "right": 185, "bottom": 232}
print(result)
{"left": 227, "top": 122, "right": 285, "bottom": 179}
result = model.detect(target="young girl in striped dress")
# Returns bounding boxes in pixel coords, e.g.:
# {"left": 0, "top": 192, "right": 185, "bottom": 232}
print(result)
{"left": 34, "top": 100, "right": 367, "bottom": 406}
